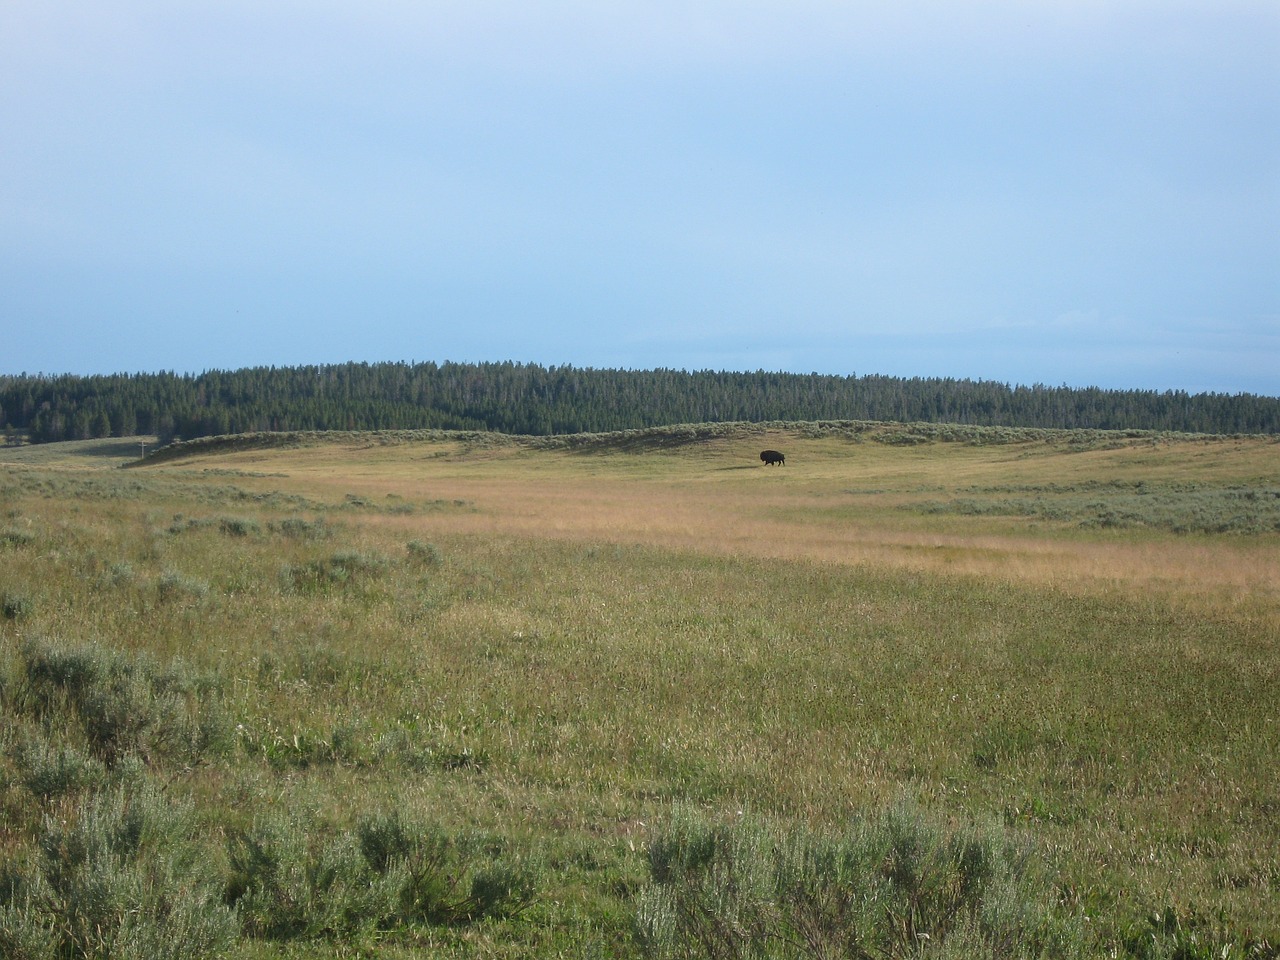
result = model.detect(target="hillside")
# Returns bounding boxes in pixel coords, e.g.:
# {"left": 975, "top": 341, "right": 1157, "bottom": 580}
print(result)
{"left": 134, "top": 417, "right": 1260, "bottom": 464}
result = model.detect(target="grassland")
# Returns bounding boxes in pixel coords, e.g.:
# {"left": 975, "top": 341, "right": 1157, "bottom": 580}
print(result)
{"left": 1, "top": 424, "right": 1277, "bottom": 958}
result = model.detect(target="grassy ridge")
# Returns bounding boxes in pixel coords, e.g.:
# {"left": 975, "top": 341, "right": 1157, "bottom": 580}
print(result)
{"left": 137, "top": 418, "right": 1269, "bottom": 463}
{"left": 1, "top": 428, "right": 1277, "bottom": 957}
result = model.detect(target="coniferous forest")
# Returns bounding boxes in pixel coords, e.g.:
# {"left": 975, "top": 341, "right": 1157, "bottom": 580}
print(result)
{"left": 1, "top": 361, "right": 1277, "bottom": 445}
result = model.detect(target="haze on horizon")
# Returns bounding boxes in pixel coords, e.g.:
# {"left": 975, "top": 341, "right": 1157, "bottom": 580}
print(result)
{"left": 2, "top": 2, "right": 1277, "bottom": 396}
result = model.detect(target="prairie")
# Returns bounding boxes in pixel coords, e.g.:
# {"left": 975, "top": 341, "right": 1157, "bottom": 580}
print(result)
{"left": 1, "top": 424, "right": 1277, "bottom": 958}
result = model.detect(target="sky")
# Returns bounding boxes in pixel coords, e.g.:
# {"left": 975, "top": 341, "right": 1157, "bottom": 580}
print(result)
{"left": 2, "top": 2, "right": 1278, "bottom": 395}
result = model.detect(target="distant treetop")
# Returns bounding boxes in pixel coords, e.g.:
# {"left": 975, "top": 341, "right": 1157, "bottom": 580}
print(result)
{"left": 1, "top": 361, "right": 1275, "bottom": 444}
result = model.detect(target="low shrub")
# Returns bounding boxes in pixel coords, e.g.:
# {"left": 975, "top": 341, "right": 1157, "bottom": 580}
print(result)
{"left": 100, "top": 562, "right": 136, "bottom": 588}
{"left": 0, "top": 781, "right": 238, "bottom": 960}
{"left": 406, "top": 539, "right": 442, "bottom": 565}
{"left": 226, "top": 809, "right": 536, "bottom": 942}
{"left": 166, "top": 513, "right": 264, "bottom": 537}
{"left": 635, "top": 801, "right": 1083, "bottom": 959}
{"left": 227, "top": 814, "right": 401, "bottom": 940}
{"left": 12, "top": 737, "right": 107, "bottom": 800}
{"left": 16, "top": 639, "right": 232, "bottom": 765}
{"left": 0, "top": 527, "right": 37, "bottom": 548}
{"left": 281, "top": 550, "right": 391, "bottom": 593}
{"left": 269, "top": 516, "right": 334, "bottom": 540}
{"left": 2, "top": 592, "right": 34, "bottom": 621}
{"left": 356, "top": 811, "right": 535, "bottom": 926}
{"left": 156, "top": 569, "right": 210, "bottom": 603}
{"left": 0, "top": 865, "right": 60, "bottom": 960}
{"left": 218, "top": 515, "right": 262, "bottom": 537}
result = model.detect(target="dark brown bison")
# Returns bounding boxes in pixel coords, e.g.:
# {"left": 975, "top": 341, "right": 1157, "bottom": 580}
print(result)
{"left": 760, "top": 450, "right": 785, "bottom": 466}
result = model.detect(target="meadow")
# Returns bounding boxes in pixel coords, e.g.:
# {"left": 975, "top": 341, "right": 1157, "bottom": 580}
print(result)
{"left": 1, "top": 423, "right": 1277, "bottom": 958}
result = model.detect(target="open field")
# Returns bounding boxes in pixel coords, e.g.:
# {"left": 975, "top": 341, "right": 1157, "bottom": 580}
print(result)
{"left": 2, "top": 424, "right": 1277, "bottom": 957}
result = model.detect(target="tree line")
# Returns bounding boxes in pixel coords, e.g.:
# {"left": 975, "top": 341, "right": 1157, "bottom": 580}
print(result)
{"left": 2, "top": 362, "right": 1276, "bottom": 445}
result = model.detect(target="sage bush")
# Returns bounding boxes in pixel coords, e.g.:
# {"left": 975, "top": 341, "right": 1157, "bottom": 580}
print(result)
{"left": 636, "top": 801, "right": 1083, "bottom": 959}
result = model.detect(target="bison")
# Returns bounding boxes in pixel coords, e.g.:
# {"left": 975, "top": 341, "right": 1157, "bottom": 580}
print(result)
{"left": 760, "top": 449, "right": 785, "bottom": 466}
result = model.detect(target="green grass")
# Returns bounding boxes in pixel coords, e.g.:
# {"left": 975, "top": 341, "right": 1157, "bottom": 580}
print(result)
{"left": 1, "top": 425, "right": 1277, "bottom": 958}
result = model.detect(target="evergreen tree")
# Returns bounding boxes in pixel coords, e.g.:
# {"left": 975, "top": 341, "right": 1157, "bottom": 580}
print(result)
{"left": 0, "top": 363, "right": 1275, "bottom": 443}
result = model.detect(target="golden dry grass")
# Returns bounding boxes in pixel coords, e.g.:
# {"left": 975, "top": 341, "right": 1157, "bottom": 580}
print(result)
{"left": 144, "top": 430, "right": 1280, "bottom": 618}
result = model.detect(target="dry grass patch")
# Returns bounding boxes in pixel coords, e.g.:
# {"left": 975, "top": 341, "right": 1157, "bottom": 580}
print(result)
{"left": 133, "top": 432, "right": 1280, "bottom": 632}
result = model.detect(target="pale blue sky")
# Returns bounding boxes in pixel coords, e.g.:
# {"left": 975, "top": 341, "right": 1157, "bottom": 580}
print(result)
{"left": 3, "top": 2, "right": 1277, "bottom": 394}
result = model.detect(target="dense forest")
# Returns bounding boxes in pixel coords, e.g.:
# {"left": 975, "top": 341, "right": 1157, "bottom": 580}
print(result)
{"left": 2, "top": 362, "right": 1277, "bottom": 444}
